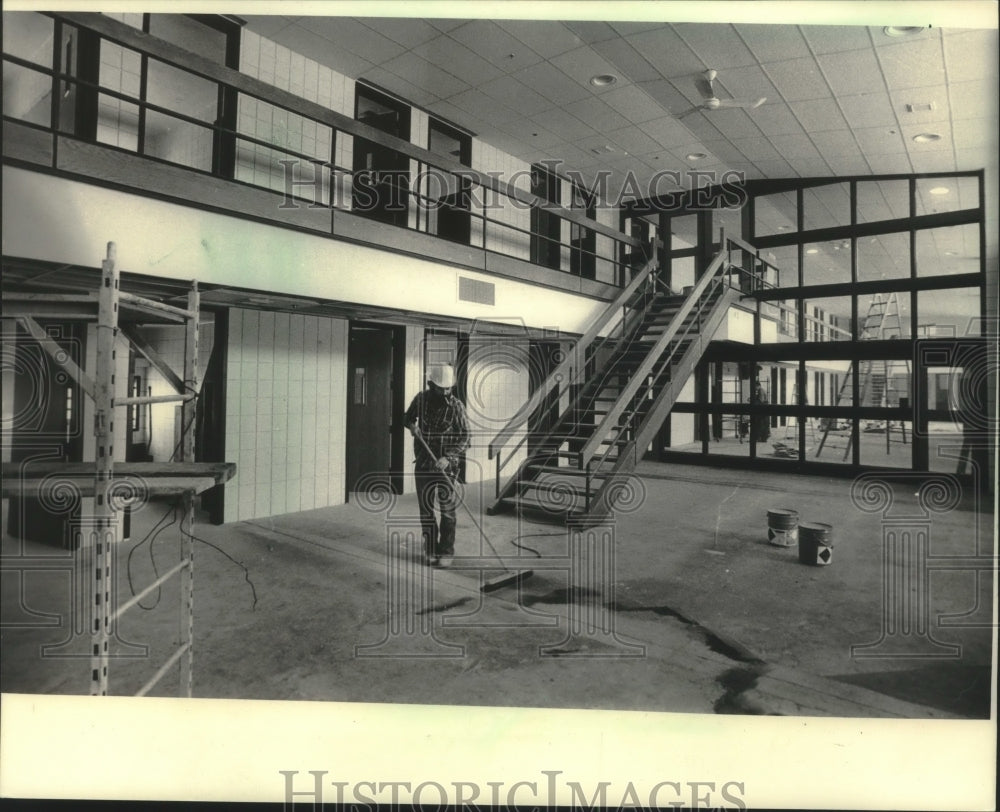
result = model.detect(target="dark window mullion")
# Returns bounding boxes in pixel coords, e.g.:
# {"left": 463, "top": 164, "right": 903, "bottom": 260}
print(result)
{"left": 137, "top": 53, "right": 148, "bottom": 155}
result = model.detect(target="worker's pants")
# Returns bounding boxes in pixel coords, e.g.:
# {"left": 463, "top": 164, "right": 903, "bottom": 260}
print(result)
{"left": 415, "top": 469, "right": 457, "bottom": 556}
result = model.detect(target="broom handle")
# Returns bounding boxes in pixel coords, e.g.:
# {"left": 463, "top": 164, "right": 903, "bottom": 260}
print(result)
{"left": 413, "top": 431, "right": 510, "bottom": 572}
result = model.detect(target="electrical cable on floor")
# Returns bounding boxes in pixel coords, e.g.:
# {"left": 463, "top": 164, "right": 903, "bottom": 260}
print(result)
{"left": 508, "top": 531, "right": 566, "bottom": 558}
{"left": 126, "top": 498, "right": 179, "bottom": 610}
{"left": 181, "top": 526, "right": 259, "bottom": 611}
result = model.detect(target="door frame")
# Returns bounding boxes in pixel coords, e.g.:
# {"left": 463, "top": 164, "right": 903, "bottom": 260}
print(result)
{"left": 345, "top": 321, "right": 406, "bottom": 498}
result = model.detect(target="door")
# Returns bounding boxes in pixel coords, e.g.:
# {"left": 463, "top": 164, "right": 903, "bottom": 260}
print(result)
{"left": 347, "top": 325, "right": 395, "bottom": 493}
{"left": 7, "top": 322, "right": 86, "bottom": 546}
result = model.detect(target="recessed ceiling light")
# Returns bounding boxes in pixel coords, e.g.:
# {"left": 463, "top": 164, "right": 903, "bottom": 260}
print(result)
{"left": 686, "top": 152, "right": 708, "bottom": 161}
{"left": 928, "top": 186, "right": 950, "bottom": 195}
{"left": 912, "top": 132, "right": 942, "bottom": 143}
{"left": 883, "top": 26, "right": 925, "bottom": 37}
{"left": 806, "top": 248, "right": 819, "bottom": 254}
{"left": 590, "top": 74, "right": 617, "bottom": 87}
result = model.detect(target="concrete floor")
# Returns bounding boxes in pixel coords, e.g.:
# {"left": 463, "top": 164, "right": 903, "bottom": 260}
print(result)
{"left": 1, "top": 461, "right": 994, "bottom": 718}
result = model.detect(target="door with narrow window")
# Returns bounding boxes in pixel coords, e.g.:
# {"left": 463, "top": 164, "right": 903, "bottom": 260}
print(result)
{"left": 346, "top": 324, "right": 402, "bottom": 494}
{"left": 7, "top": 322, "right": 86, "bottom": 546}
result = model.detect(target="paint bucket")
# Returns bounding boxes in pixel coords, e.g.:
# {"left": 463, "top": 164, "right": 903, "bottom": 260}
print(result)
{"left": 767, "top": 508, "right": 799, "bottom": 547}
{"left": 799, "top": 522, "right": 833, "bottom": 566}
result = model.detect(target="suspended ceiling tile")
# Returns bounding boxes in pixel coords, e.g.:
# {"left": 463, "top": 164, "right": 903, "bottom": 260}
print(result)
{"left": 838, "top": 91, "right": 898, "bottom": 129}
{"left": 763, "top": 57, "right": 831, "bottom": 102}
{"left": 705, "top": 108, "right": 766, "bottom": 139}
{"left": 674, "top": 23, "right": 758, "bottom": 70}
{"left": 307, "top": 17, "right": 407, "bottom": 63}
{"left": 495, "top": 20, "right": 583, "bottom": 59}
{"left": 801, "top": 25, "right": 874, "bottom": 54}
{"left": 530, "top": 108, "right": 599, "bottom": 142}
{"left": 853, "top": 125, "right": 907, "bottom": 155}
{"left": 592, "top": 37, "right": 662, "bottom": 84}
{"left": 678, "top": 113, "right": 724, "bottom": 144}
{"left": 563, "top": 21, "right": 620, "bottom": 44}
{"left": 604, "top": 124, "right": 663, "bottom": 156}
{"left": 752, "top": 158, "right": 797, "bottom": 177}
{"left": 625, "top": 26, "right": 702, "bottom": 80}
{"left": 735, "top": 24, "right": 811, "bottom": 62}
{"left": 789, "top": 99, "right": 849, "bottom": 132}
{"left": 876, "top": 38, "right": 947, "bottom": 90}
{"left": 637, "top": 79, "right": 695, "bottom": 116}
{"left": 358, "top": 66, "right": 441, "bottom": 108}
{"left": 865, "top": 153, "right": 913, "bottom": 174}
{"left": 787, "top": 156, "right": 835, "bottom": 177}
{"left": 752, "top": 103, "right": 808, "bottom": 137}
{"left": 512, "top": 125, "right": 563, "bottom": 150}
{"left": 711, "top": 64, "right": 778, "bottom": 107}
{"left": 413, "top": 35, "right": 503, "bottom": 86}
{"left": 952, "top": 118, "right": 997, "bottom": 150}
{"left": 700, "top": 139, "right": 748, "bottom": 164}
{"left": 563, "top": 96, "right": 625, "bottom": 134}
{"left": 609, "top": 21, "right": 667, "bottom": 38}
{"left": 910, "top": 151, "right": 957, "bottom": 173}
{"left": 512, "top": 62, "right": 591, "bottom": 105}
{"left": 242, "top": 15, "right": 298, "bottom": 39}
{"left": 447, "top": 20, "right": 543, "bottom": 73}
{"left": 956, "top": 147, "right": 993, "bottom": 173}
{"left": 427, "top": 19, "right": 468, "bottom": 32}
{"left": 276, "top": 23, "right": 375, "bottom": 79}
{"left": 550, "top": 46, "right": 631, "bottom": 95}
{"left": 449, "top": 88, "right": 518, "bottom": 124}
{"left": 941, "top": 29, "right": 999, "bottom": 83}
{"left": 599, "top": 84, "right": 664, "bottom": 124}
{"left": 358, "top": 17, "right": 440, "bottom": 49}
{"left": 380, "top": 52, "right": 469, "bottom": 99}
{"left": 889, "top": 85, "right": 951, "bottom": 125}
{"left": 477, "top": 75, "right": 551, "bottom": 116}
{"left": 768, "top": 132, "right": 824, "bottom": 159}
{"left": 809, "top": 129, "right": 860, "bottom": 155}
{"left": 640, "top": 115, "right": 707, "bottom": 147}
{"left": 817, "top": 49, "right": 886, "bottom": 98}
{"left": 947, "top": 79, "right": 1000, "bottom": 120}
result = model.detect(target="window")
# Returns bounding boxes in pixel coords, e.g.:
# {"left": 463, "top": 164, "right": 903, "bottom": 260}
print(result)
{"left": 352, "top": 84, "right": 410, "bottom": 227}
{"left": 426, "top": 117, "right": 471, "bottom": 244}
{"left": 569, "top": 183, "right": 596, "bottom": 280}
{"left": 530, "top": 162, "right": 561, "bottom": 270}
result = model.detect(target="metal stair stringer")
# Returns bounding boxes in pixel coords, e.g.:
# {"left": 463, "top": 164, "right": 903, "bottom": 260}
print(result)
{"left": 576, "top": 284, "right": 743, "bottom": 524}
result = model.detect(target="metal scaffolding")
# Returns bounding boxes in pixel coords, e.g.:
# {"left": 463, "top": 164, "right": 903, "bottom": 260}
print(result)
{"left": 1, "top": 242, "right": 234, "bottom": 696}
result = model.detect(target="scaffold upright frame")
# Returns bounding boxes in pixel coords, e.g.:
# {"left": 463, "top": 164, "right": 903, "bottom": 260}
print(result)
{"left": 1, "top": 241, "right": 234, "bottom": 697}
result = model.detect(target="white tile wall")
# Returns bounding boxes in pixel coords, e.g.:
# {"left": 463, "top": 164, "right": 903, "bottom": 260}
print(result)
{"left": 471, "top": 139, "right": 532, "bottom": 260}
{"left": 223, "top": 308, "right": 348, "bottom": 523}
{"left": 238, "top": 29, "right": 354, "bottom": 208}
{"left": 462, "top": 334, "right": 530, "bottom": 483}
{"left": 595, "top": 204, "right": 620, "bottom": 284}
{"left": 140, "top": 320, "right": 215, "bottom": 463}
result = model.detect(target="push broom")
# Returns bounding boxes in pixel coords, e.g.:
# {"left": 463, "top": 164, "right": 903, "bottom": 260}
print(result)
{"left": 413, "top": 432, "right": 533, "bottom": 592}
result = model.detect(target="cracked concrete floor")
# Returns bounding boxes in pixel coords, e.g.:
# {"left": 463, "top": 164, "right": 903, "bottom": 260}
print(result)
{"left": 1, "top": 462, "right": 993, "bottom": 718}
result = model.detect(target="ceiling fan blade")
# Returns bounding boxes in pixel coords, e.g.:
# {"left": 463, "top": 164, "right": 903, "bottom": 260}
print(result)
{"left": 714, "top": 96, "right": 768, "bottom": 109}
{"left": 676, "top": 105, "right": 704, "bottom": 120}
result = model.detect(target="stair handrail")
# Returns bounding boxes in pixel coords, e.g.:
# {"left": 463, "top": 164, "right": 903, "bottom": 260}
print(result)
{"left": 578, "top": 241, "right": 735, "bottom": 466}
{"left": 487, "top": 241, "right": 659, "bottom": 460}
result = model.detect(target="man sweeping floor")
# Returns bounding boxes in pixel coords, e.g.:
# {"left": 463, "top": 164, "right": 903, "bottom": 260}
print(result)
{"left": 403, "top": 364, "right": 470, "bottom": 568}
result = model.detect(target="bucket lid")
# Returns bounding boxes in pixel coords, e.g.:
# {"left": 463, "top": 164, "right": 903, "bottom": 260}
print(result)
{"left": 800, "top": 521, "right": 833, "bottom": 531}
{"left": 767, "top": 508, "right": 798, "bottom": 518}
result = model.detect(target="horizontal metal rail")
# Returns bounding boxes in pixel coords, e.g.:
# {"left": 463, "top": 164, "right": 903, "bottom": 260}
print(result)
{"left": 112, "top": 560, "right": 189, "bottom": 623}
{"left": 114, "top": 393, "right": 195, "bottom": 407}
{"left": 135, "top": 642, "right": 191, "bottom": 698}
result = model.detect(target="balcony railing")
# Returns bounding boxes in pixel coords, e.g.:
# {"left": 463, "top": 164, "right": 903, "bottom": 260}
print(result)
{"left": 2, "top": 11, "right": 640, "bottom": 287}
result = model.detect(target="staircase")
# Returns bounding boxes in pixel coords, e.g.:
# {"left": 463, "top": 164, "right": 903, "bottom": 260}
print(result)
{"left": 486, "top": 239, "right": 757, "bottom": 525}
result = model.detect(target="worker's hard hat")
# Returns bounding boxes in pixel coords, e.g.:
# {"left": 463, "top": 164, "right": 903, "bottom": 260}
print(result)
{"left": 427, "top": 364, "right": 456, "bottom": 389}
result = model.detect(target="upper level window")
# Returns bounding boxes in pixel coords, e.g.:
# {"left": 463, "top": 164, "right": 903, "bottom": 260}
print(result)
{"left": 531, "top": 162, "right": 561, "bottom": 270}
{"left": 426, "top": 117, "right": 471, "bottom": 245}
{"left": 570, "top": 183, "right": 596, "bottom": 280}
{"left": 352, "top": 84, "right": 410, "bottom": 227}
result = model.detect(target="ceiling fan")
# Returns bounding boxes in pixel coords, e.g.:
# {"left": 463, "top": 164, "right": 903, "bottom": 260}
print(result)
{"left": 678, "top": 69, "right": 767, "bottom": 118}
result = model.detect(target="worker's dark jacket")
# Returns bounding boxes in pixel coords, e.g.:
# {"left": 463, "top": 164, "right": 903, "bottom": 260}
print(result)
{"left": 403, "top": 390, "right": 470, "bottom": 474}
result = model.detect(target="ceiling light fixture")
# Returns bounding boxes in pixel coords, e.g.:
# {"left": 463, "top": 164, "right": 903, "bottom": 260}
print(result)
{"left": 912, "top": 132, "right": 942, "bottom": 143}
{"left": 590, "top": 74, "right": 617, "bottom": 87}
{"left": 686, "top": 152, "right": 707, "bottom": 161}
{"left": 928, "top": 186, "right": 950, "bottom": 195}
{"left": 883, "top": 26, "right": 925, "bottom": 37}
{"left": 806, "top": 248, "right": 819, "bottom": 254}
